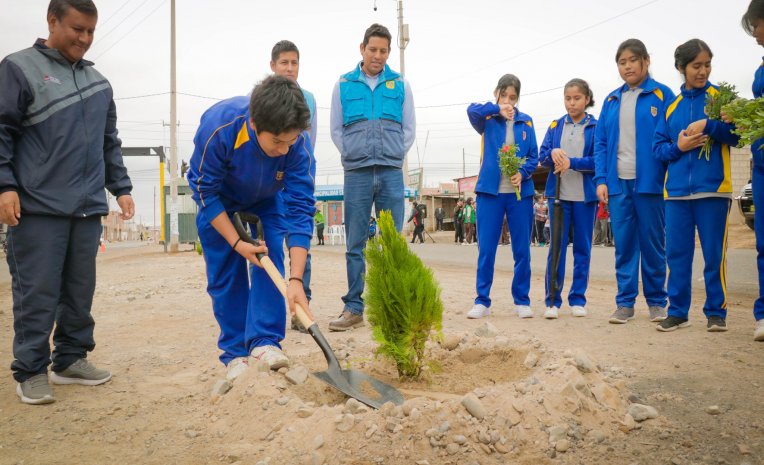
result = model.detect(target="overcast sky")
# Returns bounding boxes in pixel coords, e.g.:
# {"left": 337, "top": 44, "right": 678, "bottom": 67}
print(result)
{"left": 1, "top": 0, "right": 761, "bottom": 225}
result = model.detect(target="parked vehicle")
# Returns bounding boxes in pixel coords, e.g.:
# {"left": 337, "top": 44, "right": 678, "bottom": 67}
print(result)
{"left": 736, "top": 181, "right": 754, "bottom": 230}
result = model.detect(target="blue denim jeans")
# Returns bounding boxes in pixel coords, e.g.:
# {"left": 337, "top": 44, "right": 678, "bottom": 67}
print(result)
{"left": 342, "top": 166, "right": 405, "bottom": 314}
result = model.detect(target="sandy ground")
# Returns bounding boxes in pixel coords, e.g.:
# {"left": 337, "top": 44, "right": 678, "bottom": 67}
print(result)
{"left": 0, "top": 226, "right": 762, "bottom": 465}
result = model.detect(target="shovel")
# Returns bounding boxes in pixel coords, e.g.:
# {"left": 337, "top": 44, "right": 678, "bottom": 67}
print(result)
{"left": 232, "top": 212, "right": 404, "bottom": 409}
{"left": 547, "top": 172, "right": 564, "bottom": 304}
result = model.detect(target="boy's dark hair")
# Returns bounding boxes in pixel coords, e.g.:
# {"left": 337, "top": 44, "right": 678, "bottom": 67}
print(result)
{"left": 495, "top": 74, "right": 522, "bottom": 99}
{"left": 742, "top": 0, "right": 764, "bottom": 34}
{"left": 674, "top": 39, "right": 713, "bottom": 73}
{"left": 271, "top": 40, "right": 300, "bottom": 62}
{"left": 249, "top": 75, "right": 310, "bottom": 135}
{"left": 565, "top": 78, "right": 595, "bottom": 108}
{"left": 615, "top": 38, "right": 650, "bottom": 62}
{"left": 48, "top": 0, "right": 98, "bottom": 19}
{"left": 363, "top": 23, "right": 392, "bottom": 48}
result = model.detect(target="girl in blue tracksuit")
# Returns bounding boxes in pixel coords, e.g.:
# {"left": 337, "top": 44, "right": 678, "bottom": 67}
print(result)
{"left": 539, "top": 79, "right": 598, "bottom": 319}
{"left": 466, "top": 74, "right": 539, "bottom": 320}
{"left": 593, "top": 39, "right": 675, "bottom": 325}
{"left": 653, "top": 39, "right": 740, "bottom": 332}
{"left": 741, "top": 0, "right": 764, "bottom": 341}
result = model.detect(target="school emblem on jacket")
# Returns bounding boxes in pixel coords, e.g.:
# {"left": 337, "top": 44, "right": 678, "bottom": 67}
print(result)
{"left": 522, "top": 131, "right": 527, "bottom": 141}
{"left": 386, "top": 81, "right": 395, "bottom": 89}
{"left": 275, "top": 171, "right": 284, "bottom": 181}
{"left": 651, "top": 106, "right": 658, "bottom": 117}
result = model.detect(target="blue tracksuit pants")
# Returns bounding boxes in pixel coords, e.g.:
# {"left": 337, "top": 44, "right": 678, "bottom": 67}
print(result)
{"left": 608, "top": 178, "right": 667, "bottom": 309}
{"left": 197, "top": 200, "right": 287, "bottom": 365}
{"left": 544, "top": 200, "right": 597, "bottom": 308}
{"left": 754, "top": 157, "right": 764, "bottom": 322}
{"left": 665, "top": 198, "right": 730, "bottom": 320}
{"left": 474, "top": 193, "right": 533, "bottom": 307}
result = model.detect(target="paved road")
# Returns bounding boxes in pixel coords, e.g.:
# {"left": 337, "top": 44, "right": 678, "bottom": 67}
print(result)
{"left": 318, "top": 236, "right": 758, "bottom": 297}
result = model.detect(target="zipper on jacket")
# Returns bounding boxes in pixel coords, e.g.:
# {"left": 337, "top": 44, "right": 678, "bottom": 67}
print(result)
{"left": 688, "top": 93, "right": 694, "bottom": 195}
{"left": 73, "top": 63, "right": 89, "bottom": 217}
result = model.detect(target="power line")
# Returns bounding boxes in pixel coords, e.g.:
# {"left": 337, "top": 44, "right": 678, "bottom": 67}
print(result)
{"left": 420, "top": 0, "right": 661, "bottom": 93}
{"left": 93, "top": 0, "right": 168, "bottom": 61}
{"left": 98, "top": 0, "right": 134, "bottom": 29}
{"left": 95, "top": 0, "right": 154, "bottom": 44}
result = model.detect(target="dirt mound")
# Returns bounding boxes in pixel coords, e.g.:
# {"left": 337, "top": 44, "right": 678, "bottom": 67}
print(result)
{"left": 202, "top": 335, "right": 632, "bottom": 464}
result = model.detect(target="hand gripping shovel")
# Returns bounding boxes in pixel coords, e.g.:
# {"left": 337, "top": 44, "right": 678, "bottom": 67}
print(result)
{"left": 232, "top": 212, "right": 404, "bottom": 409}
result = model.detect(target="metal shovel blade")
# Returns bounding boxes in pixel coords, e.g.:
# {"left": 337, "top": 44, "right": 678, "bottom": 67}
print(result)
{"left": 308, "top": 325, "right": 404, "bottom": 409}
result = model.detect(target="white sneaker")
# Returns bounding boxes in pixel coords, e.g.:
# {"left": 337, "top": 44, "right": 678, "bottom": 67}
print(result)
{"left": 571, "top": 305, "right": 587, "bottom": 317}
{"left": 226, "top": 357, "right": 249, "bottom": 381}
{"left": 251, "top": 345, "right": 290, "bottom": 370}
{"left": 543, "top": 307, "right": 559, "bottom": 319}
{"left": 755, "top": 319, "right": 764, "bottom": 342}
{"left": 516, "top": 305, "right": 534, "bottom": 319}
{"left": 467, "top": 304, "right": 490, "bottom": 319}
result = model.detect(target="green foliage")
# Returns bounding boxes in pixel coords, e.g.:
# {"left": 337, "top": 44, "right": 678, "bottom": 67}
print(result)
{"left": 195, "top": 241, "right": 203, "bottom": 255}
{"left": 498, "top": 143, "right": 525, "bottom": 200}
{"left": 722, "top": 96, "right": 764, "bottom": 150}
{"left": 364, "top": 211, "right": 443, "bottom": 378}
{"left": 700, "top": 82, "right": 739, "bottom": 160}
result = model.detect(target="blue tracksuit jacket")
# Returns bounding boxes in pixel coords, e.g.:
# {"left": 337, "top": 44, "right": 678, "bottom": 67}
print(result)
{"left": 187, "top": 96, "right": 315, "bottom": 249}
{"left": 594, "top": 75, "right": 675, "bottom": 194}
{"left": 539, "top": 113, "right": 598, "bottom": 203}
{"left": 653, "top": 82, "right": 740, "bottom": 196}
{"left": 467, "top": 103, "right": 538, "bottom": 198}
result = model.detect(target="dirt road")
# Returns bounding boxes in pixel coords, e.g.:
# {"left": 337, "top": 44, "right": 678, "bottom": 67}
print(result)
{"left": 0, "top": 228, "right": 761, "bottom": 465}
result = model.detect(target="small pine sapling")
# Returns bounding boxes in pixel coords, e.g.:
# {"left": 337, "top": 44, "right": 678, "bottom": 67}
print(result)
{"left": 364, "top": 211, "right": 443, "bottom": 378}
{"left": 498, "top": 143, "right": 525, "bottom": 200}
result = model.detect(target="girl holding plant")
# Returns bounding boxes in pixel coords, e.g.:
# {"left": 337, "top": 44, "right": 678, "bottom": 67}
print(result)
{"left": 653, "top": 39, "right": 740, "bottom": 332}
{"left": 593, "top": 39, "right": 675, "bottom": 325}
{"left": 538, "top": 79, "right": 598, "bottom": 319}
{"left": 740, "top": 0, "right": 764, "bottom": 341}
{"left": 465, "top": 74, "right": 538, "bottom": 319}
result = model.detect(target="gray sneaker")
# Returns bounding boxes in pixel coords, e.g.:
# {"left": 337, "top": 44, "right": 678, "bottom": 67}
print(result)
{"left": 16, "top": 373, "right": 55, "bottom": 405}
{"left": 648, "top": 306, "right": 668, "bottom": 322}
{"left": 608, "top": 306, "right": 635, "bottom": 324}
{"left": 51, "top": 359, "right": 112, "bottom": 386}
{"left": 328, "top": 310, "right": 365, "bottom": 331}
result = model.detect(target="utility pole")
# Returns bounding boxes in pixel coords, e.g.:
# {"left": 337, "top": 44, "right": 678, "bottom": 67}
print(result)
{"left": 462, "top": 148, "right": 466, "bottom": 178}
{"left": 397, "top": 0, "right": 411, "bottom": 192}
{"left": 168, "top": 0, "right": 179, "bottom": 252}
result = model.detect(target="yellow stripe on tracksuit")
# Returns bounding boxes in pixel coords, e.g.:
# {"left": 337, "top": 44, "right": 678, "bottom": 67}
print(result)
{"left": 197, "top": 115, "right": 247, "bottom": 207}
{"left": 663, "top": 96, "right": 684, "bottom": 199}
{"left": 720, "top": 205, "right": 730, "bottom": 309}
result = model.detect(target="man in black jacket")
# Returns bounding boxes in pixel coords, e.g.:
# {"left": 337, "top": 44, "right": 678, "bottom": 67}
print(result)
{"left": 0, "top": 0, "right": 134, "bottom": 404}
{"left": 407, "top": 201, "right": 425, "bottom": 244}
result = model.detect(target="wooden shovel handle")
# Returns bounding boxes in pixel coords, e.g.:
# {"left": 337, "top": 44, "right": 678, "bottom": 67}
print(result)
{"left": 232, "top": 212, "right": 315, "bottom": 330}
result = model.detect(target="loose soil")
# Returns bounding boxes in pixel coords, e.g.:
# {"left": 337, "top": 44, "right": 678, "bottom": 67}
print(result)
{"left": 0, "top": 228, "right": 762, "bottom": 465}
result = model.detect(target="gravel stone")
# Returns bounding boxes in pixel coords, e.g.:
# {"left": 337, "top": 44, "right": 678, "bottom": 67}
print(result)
{"left": 461, "top": 393, "right": 487, "bottom": 420}
{"left": 627, "top": 404, "right": 659, "bottom": 422}
{"left": 285, "top": 366, "right": 309, "bottom": 385}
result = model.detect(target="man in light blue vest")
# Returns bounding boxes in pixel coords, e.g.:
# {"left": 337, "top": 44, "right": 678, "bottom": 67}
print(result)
{"left": 329, "top": 23, "right": 416, "bottom": 331}
{"left": 271, "top": 40, "right": 317, "bottom": 333}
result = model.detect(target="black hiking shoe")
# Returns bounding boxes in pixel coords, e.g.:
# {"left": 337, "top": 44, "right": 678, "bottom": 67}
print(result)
{"left": 706, "top": 316, "right": 728, "bottom": 332}
{"left": 656, "top": 316, "right": 691, "bottom": 332}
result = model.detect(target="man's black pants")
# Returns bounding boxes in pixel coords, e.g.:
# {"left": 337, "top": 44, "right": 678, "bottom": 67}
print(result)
{"left": 8, "top": 215, "right": 102, "bottom": 382}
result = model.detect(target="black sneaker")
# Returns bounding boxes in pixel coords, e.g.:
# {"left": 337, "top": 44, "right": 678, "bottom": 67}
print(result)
{"left": 706, "top": 316, "right": 728, "bottom": 332}
{"left": 657, "top": 316, "right": 691, "bottom": 332}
